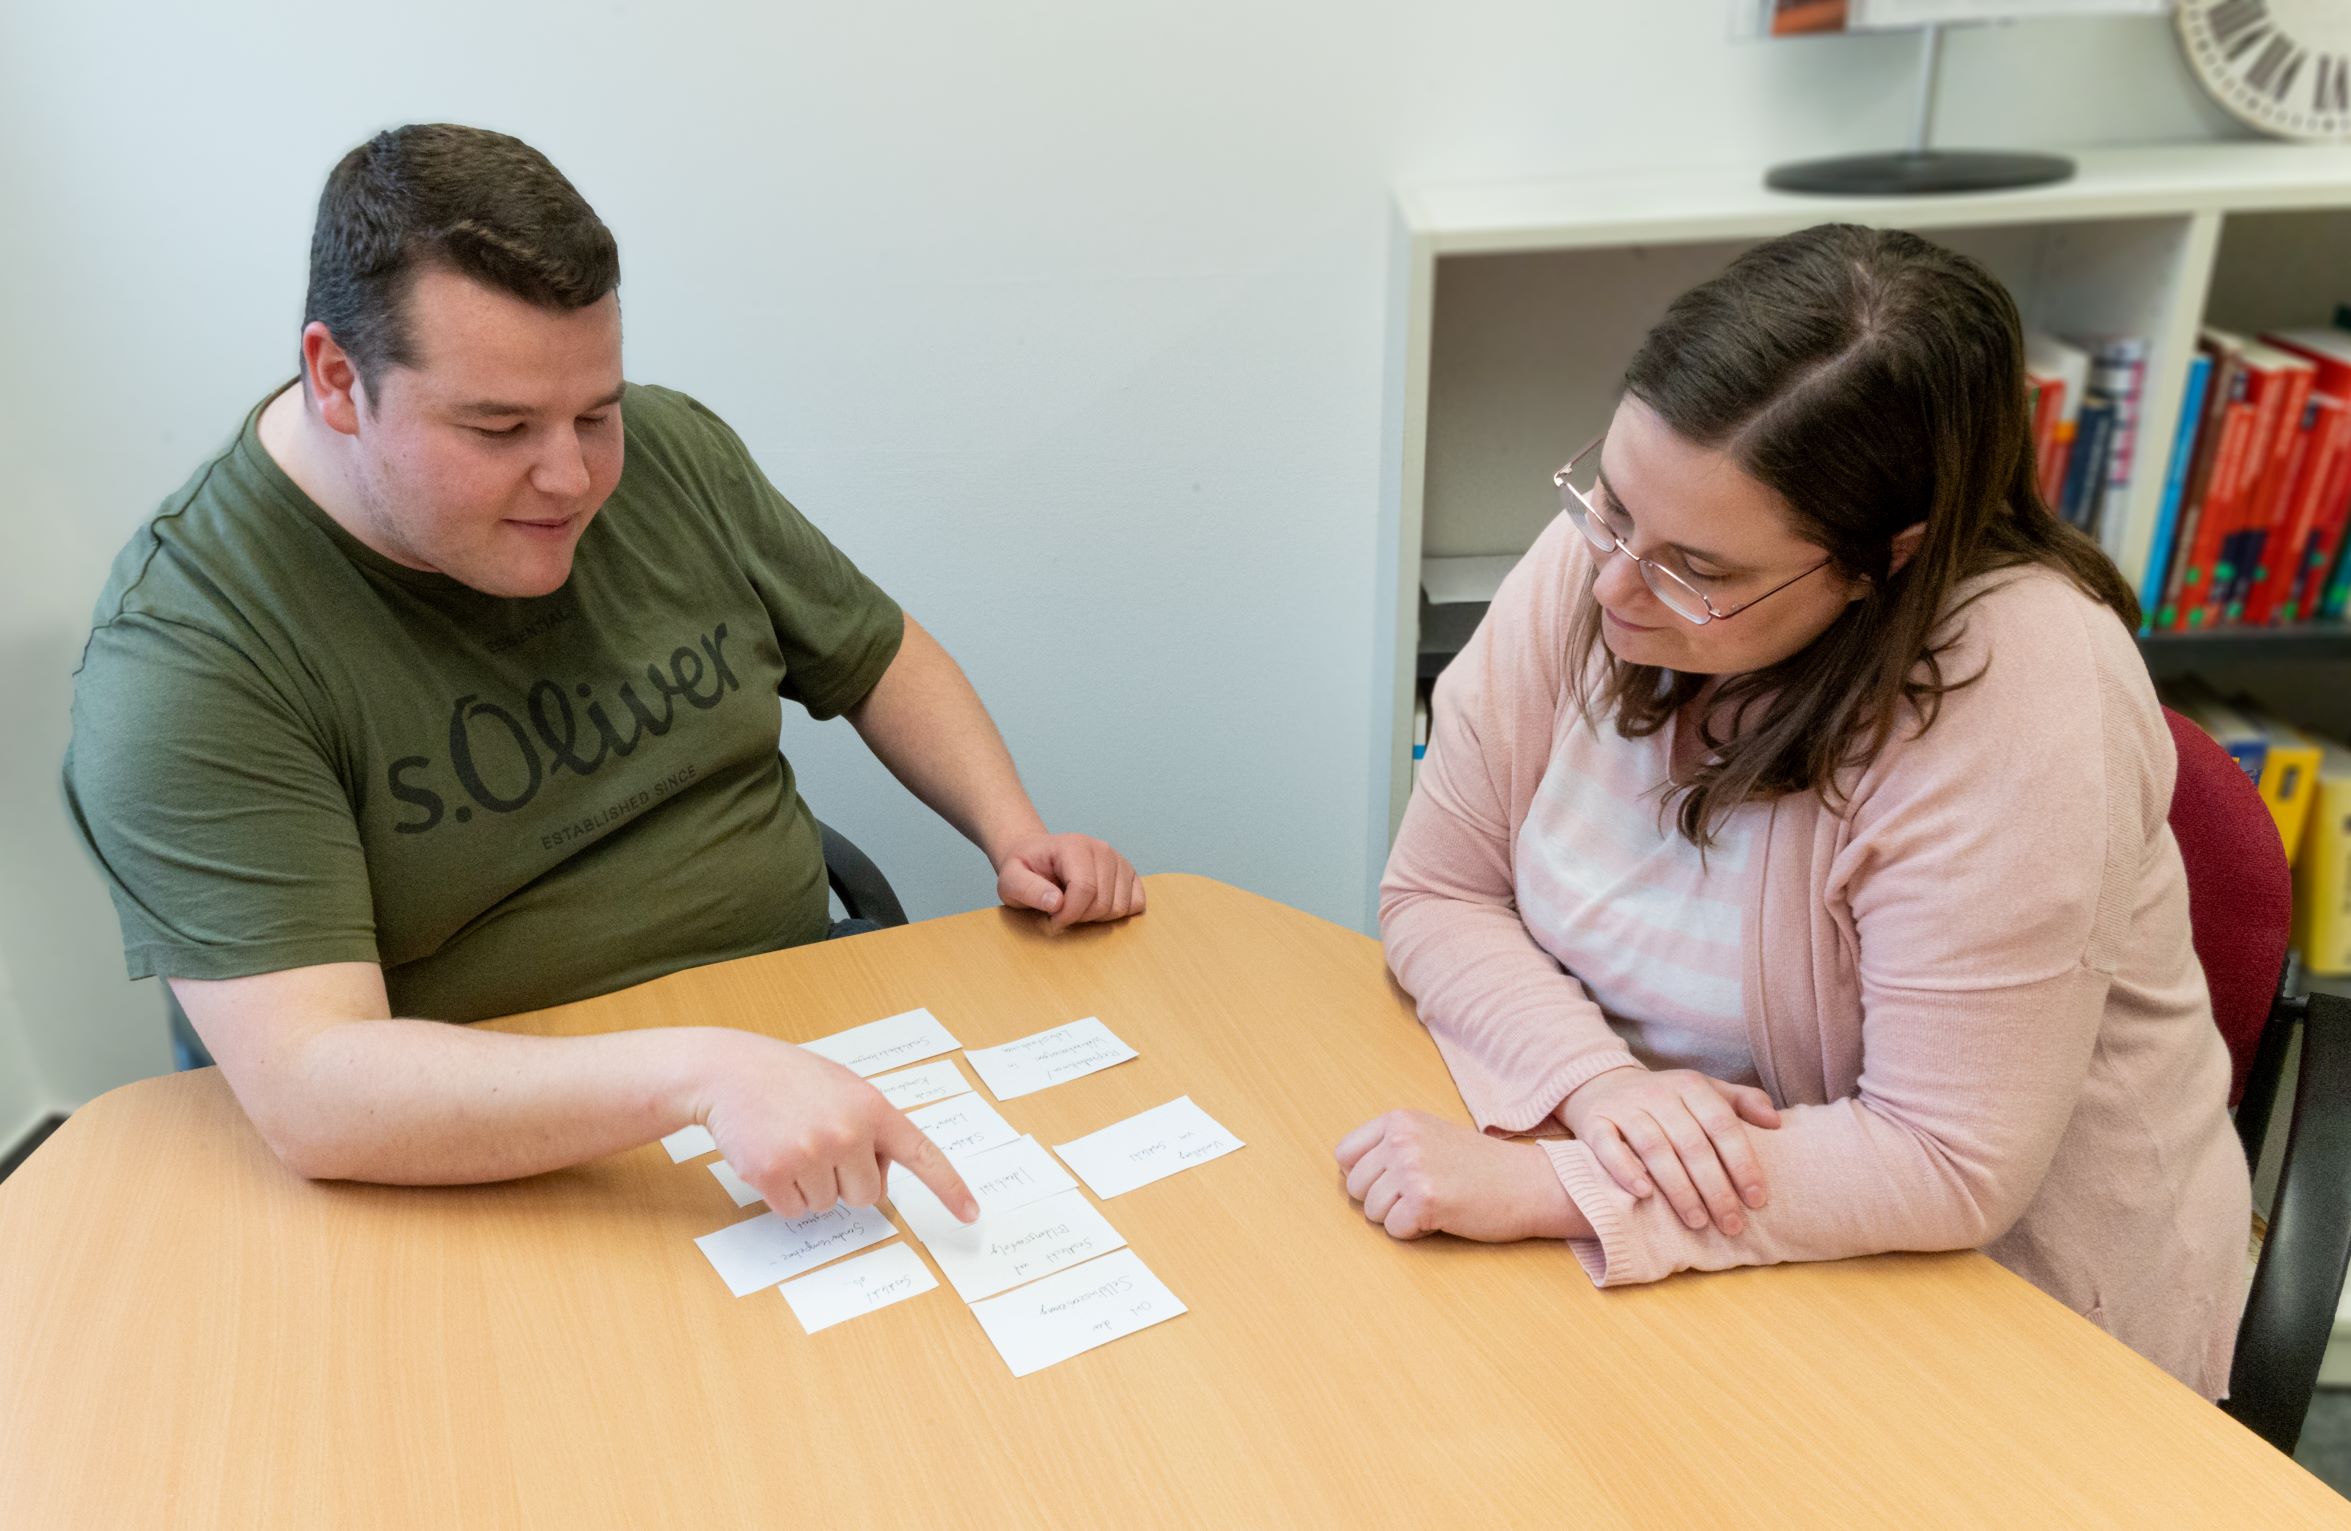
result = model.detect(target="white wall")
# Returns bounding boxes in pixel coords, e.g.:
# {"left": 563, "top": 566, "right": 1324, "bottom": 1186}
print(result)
{"left": 0, "top": 2, "right": 2245, "bottom": 1112}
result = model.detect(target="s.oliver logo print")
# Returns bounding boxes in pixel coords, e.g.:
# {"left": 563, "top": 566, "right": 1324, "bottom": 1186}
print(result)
{"left": 387, "top": 624, "right": 741, "bottom": 833}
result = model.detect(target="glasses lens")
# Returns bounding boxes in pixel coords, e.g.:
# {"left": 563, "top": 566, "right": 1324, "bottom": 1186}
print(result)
{"left": 1558, "top": 455, "right": 1613, "bottom": 552}
{"left": 1640, "top": 563, "right": 1714, "bottom": 624}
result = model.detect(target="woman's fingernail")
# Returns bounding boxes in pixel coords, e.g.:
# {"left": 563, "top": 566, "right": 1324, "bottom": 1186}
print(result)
{"left": 1723, "top": 1215, "right": 1745, "bottom": 1236}
{"left": 1635, "top": 1180, "right": 1653, "bottom": 1196}
{"left": 1744, "top": 1187, "right": 1766, "bottom": 1208}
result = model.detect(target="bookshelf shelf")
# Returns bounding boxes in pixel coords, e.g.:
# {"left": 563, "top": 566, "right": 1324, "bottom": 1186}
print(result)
{"left": 1373, "top": 142, "right": 2351, "bottom": 868}
{"left": 2138, "top": 623, "right": 2351, "bottom": 674}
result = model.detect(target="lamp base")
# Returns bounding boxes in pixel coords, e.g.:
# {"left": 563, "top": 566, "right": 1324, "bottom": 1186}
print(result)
{"left": 1764, "top": 149, "right": 2076, "bottom": 196}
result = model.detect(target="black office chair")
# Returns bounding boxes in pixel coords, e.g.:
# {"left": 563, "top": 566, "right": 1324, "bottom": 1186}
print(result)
{"left": 167, "top": 813, "right": 908, "bottom": 1072}
{"left": 2164, "top": 708, "right": 2351, "bottom": 1455}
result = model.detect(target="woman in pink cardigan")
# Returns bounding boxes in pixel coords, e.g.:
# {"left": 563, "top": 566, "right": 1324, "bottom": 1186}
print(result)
{"left": 1340, "top": 224, "right": 2251, "bottom": 1399}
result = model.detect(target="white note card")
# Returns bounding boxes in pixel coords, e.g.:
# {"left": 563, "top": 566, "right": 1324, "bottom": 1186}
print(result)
{"left": 694, "top": 1203, "right": 896, "bottom": 1297}
{"left": 968, "top": 1248, "right": 1187, "bottom": 1377}
{"left": 909, "top": 1189, "right": 1129, "bottom": 1302}
{"left": 964, "top": 1018, "right": 1138, "bottom": 1100}
{"left": 888, "top": 1134, "right": 1076, "bottom": 1228}
{"left": 1053, "top": 1096, "right": 1245, "bottom": 1199}
{"left": 801, "top": 1007, "right": 962, "bottom": 1078}
{"left": 709, "top": 1159, "right": 764, "bottom": 1208}
{"left": 661, "top": 1124, "right": 718, "bottom": 1162}
{"left": 904, "top": 1093, "right": 1021, "bottom": 1159}
{"left": 871, "top": 1058, "right": 974, "bottom": 1110}
{"left": 778, "top": 1242, "right": 939, "bottom": 1333}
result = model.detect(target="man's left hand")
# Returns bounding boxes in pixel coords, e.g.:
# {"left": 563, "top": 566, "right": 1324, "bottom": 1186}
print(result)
{"left": 994, "top": 832, "right": 1145, "bottom": 929}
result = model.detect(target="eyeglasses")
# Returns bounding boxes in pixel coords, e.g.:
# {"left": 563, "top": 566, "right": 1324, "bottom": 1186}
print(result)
{"left": 1553, "top": 436, "right": 1832, "bottom": 627}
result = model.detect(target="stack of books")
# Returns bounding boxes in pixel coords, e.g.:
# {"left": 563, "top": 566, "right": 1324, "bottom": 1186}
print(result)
{"left": 2139, "top": 315, "right": 2351, "bottom": 633}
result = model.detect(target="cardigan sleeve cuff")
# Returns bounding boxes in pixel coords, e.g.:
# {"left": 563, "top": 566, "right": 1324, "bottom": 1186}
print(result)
{"left": 1542, "top": 1136, "right": 1648, "bottom": 1287}
{"left": 1471, "top": 1049, "right": 1643, "bottom": 1136}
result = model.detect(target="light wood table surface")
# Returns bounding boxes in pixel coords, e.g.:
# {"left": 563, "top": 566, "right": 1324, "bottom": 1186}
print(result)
{"left": 2, "top": 874, "right": 2343, "bottom": 1527}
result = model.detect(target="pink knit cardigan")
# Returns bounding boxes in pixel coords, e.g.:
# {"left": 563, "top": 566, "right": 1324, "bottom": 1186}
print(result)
{"left": 1382, "top": 515, "right": 2251, "bottom": 1399}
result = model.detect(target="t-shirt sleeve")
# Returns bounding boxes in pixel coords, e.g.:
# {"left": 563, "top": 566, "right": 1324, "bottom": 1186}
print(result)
{"left": 663, "top": 390, "right": 904, "bottom": 720}
{"left": 63, "top": 614, "right": 381, "bottom": 982}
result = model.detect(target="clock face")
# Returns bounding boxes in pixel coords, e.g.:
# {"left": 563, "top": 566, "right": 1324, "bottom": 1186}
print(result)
{"left": 2179, "top": 0, "right": 2351, "bottom": 140}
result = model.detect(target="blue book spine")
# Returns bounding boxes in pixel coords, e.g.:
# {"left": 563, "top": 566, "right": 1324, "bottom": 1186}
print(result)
{"left": 2140, "top": 354, "right": 2211, "bottom": 627}
{"left": 2060, "top": 395, "right": 2117, "bottom": 529}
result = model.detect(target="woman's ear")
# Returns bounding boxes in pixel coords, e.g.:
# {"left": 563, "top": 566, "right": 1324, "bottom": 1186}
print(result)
{"left": 1888, "top": 521, "right": 1928, "bottom": 577}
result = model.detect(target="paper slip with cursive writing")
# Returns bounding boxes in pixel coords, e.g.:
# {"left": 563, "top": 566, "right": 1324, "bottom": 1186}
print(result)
{"left": 964, "top": 1018, "right": 1137, "bottom": 1100}
{"left": 694, "top": 1203, "right": 896, "bottom": 1296}
{"left": 661, "top": 1125, "right": 718, "bottom": 1162}
{"left": 800, "top": 1008, "right": 962, "bottom": 1078}
{"left": 1052, "top": 1096, "right": 1245, "bottom": 1199}
{"left": 900, "top": 1188, "right": 1128, "bottom": 1302}
{"left": 904, "top": 1093, "right": 1021, "bottom": 1159}
{"left": 778, "top": 1243, "right": 939, "bottom": 1333}
{"left": 870, "top": 1058, "right": 974, "bottom": 1110}
{"left": 887, "top": 1134, "right": 1076, "bottom": 1227}
{"left": 968, "top": 1248, "right": 1187, "bottom": 1377}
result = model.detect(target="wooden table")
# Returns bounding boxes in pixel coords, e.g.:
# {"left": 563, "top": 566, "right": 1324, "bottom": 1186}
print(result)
{"left": 3, "top": 875, "right": 2343, "bottom": 1527}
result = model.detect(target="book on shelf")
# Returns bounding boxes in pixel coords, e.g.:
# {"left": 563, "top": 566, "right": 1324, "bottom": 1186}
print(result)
{"left": 2139, "top": 351, "right": 2210, "bottom": 625}
{"left": 2217, "top": 339, "right": 2315, "bottom": 623}
{"left": 2057, "top": 390, "right": 2119, "bottom": 532}
{"left": 2079, "top": 335, "right": 2148, "bottom": 536}
{"left": 2025, "top": 332, "right": 2090, "bottom": 508}
{"left": 2159, "top": 331, "right": 2251, "bottom": 630}
{"left": 2248, "top": 713, "right": 2326, "bottom": 865}
{"left": 2296, "top": 739, "right": 2351, "bottom": 977}
{"left": 2264, "top": 328, "right": 2351, "bottom": 623}
{"left": 2164, "top": 682, "right": 2268, "bottom": 786}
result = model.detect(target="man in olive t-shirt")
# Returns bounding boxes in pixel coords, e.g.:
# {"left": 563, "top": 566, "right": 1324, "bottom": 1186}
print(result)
{"left": 61, "top": 124, "right": 1143, "bottom": 1222}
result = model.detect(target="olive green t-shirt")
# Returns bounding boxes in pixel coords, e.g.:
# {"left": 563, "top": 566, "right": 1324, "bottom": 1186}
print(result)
{"left": 63, "top": 382, "right": 903, "bottom": 1022}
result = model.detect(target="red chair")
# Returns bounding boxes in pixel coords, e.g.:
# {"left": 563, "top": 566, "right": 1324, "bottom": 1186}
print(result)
{"left": 2165, "top": 705, "right": 2351, "bottom": 1453}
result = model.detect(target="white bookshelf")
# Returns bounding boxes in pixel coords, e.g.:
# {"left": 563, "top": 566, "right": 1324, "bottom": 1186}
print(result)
{"left": 1372, "top": 141, "right": 2351, "bottom": 858}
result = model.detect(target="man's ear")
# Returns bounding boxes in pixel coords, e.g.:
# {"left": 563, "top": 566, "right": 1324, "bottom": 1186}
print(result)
{"left": 1887, "top": 521, "right": 1928, "bottom": 578}
{"left": 300, "top": 322, "right": 367, "bottom": 438}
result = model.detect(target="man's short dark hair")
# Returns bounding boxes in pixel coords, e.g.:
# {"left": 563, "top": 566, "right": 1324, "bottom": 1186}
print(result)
{"left": 303, "top": 123, "right": 620, "bottom": 389}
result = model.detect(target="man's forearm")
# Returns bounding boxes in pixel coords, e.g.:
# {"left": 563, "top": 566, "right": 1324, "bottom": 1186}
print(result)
{"left": 847, "top": 613, "right": 1045, "bottom": 864}
{"left": 255, "top": 1019, "right": 734, "bottom": 1184}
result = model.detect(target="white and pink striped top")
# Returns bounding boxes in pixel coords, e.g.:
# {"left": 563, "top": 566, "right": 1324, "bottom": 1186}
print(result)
{"left": 1511, "top": 712, "right": 1763, "bottom": 1087}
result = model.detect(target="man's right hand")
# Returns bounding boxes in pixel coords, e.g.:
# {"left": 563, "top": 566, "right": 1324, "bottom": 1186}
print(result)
{"left": 1554, "top": 1065, "right": 1780, "bottom": 1236}
{"left": 691, "top": 1031, "right": 979, "bottom": 1223}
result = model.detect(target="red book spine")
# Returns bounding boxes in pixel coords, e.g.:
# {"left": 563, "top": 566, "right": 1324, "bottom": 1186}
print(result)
{"left": 2229, "top": 365, "right": 2315, "bottom": 620}
{"left": 2249, "top": 394, "right": 2347, "bottom": 625}
{"left": 2174, "top": 400, "right": 2256, "bottom": 630}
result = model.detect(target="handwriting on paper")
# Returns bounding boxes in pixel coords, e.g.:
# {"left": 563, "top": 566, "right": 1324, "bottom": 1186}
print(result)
{"left": 693, "top": 1203, "right": 896, "bottom": 1297}
{"left": 1053, "top": 1096, "right": 1245, "bottom": 1199}
{"left": 909, "top": 1189, "right": 1129, "bottom": 1302}
{"left": 964, "top": 1018, "right": 1138, "bottom": 1100}
{"left": 967, "top": 1248, "right": 1187, "bottom": 1377}
{"left": 904, "top": 1093, "right": 1020, "bottom": 1159}
{"left": 778, "top": 1243, "right": 939, "bottom": 1333}
{"left": 887, "top": 1134, "right": 1076, "bottom": 1228}
{"left": 870, "top": 1058, "right": 974, "bottom": 1110}
{"left": 800, "top": 1008, "right": 962, "bottom": 1078}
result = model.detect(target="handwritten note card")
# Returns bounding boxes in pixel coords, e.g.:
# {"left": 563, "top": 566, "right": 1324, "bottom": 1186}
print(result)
{"left": 888, "top": 1134, "right": 1076, "bottom": 1228}
{"left": 968, "top": 1248, "right": 1187, "bottom": 1377}
{"left": 1053, "top": 1096, "right": 1245, "bottom": 1199}
{"left": 694, "top": 1203, "right": 896, "bottom": 1297}
{"left": 778, "top": 1243, "right": 939, "bottom": 1333}
{"left": 964, "top": 1018, "right": 1137, "bottom": 1100}
{"left": 661, "top": 1125, "right": 718, "bottom": 1162}
{"left": 800, "top": 1007, "right": 962, "bottom": 1078}
{"left": 905, "top": 1189, "right": 1129, "bottom": 1302}
{"left": 870, "top": 1058, "right": 973, "bottom": 1110}
{"left": 904, "top": 1093, "right": 1020, "bottom": 1159}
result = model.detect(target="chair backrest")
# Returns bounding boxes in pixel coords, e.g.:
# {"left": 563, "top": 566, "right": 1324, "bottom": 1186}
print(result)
{"left": 2161, "top": 706, "right": 2293, "bottom": 1105}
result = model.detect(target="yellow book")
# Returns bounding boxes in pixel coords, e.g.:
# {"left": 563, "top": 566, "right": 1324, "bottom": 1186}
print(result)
{"left": 2249, "top": 714, "right": 2325, "bottom": 864}
{"left": 2296, "top": 742, "right": 2351, "bottom": 977}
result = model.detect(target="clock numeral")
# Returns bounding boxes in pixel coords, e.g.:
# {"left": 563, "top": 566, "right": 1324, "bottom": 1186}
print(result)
{"left": 2317, "top": 54, "right": 2350, "bottom": 116}
{"left": 2248, "top": 35, "right": 2306, "bottom": 100}
{"left": 2207, "top": 0, "right": 2270, "bottom": 51}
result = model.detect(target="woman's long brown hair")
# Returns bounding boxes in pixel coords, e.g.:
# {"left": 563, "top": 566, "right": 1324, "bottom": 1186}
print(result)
{"left": 1568, "top": 223, "right": 2140, "bottom": 847}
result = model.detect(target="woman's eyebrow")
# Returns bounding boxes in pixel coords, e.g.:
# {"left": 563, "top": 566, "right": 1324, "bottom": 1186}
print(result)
{"left": 1595, "top": 468, "right": 1746, "bottom": 568}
